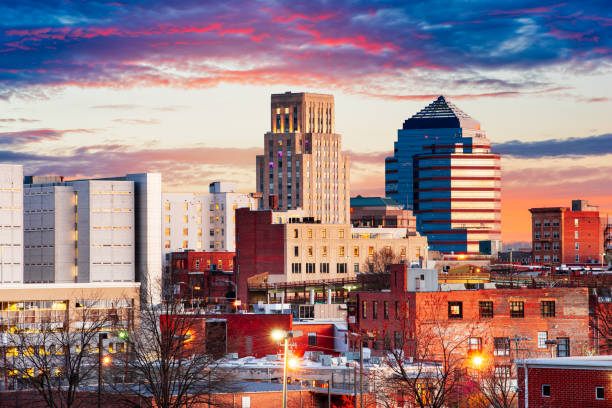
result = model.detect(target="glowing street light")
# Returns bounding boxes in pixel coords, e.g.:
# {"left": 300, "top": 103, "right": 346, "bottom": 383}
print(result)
{"left": 288, "top": 356, "right": 299, "bottom": 370}
{"left": 471, "top": 355, "right": 484, "bottom": 368}
{"left": 270, "top": 329, "right": 302, "bottom": 408}
{"left": 102, "top": 355, "right": 111, "bottom": 365}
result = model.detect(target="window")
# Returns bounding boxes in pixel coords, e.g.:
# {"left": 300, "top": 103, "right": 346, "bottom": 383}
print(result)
{"left": 354, "top": 263, "right": 359, "bottom": 273}
{"left": 210, "top": 229, "right": 214, "bottom": 236}
{"left": 306, "top": 263, "right": 315, "bottom": 274}
{"left": 308, "top": 332, "right": 317, "bottom": 346}
{"left": 322, "top": 229, "right": 326, "bottom": 239}
{"left": 337, "top": 263, "right": 347, "bottom": 274}
{"left": 242, "top": 396, "right": 251, "bottom": 408}
{"left": 294, "top": 246, "right": 299, "bottom": 257}
{"left": 574, "top": 218, "right": 579, "bottom": 227}
{"left": 307, "top": 229, "right": 312, "bottom": 238}
{"left": 575, "top": 254, "right": 580, "bottom": 262}
{"left": 494, "top": 337, "right": 510, "bottom": 356}
{"left": 557, "top": 337, "right": 570, "bottom": 357}
{"left": 448, "top": 302, "right": 463, "bottom": 319}
{"left": 299, "top": 305, "right": 314, "bottom": 319}
{"left": 368, "top": 246, "right": 374, "bottom": 256}
{"left": 542, "top": 384, "right": 550, "bottom": 397}
{"left": 165, "top": 228, "right": 170, "bottom": 236}
{"left": 291, "top": 263, "right": 302, "bottom": 274}
{"left": 164, "top": 202, "right": 170, "bottom": 211}
{"left": 384, "top": 301, "right": 389, "bottom": 319}
{"left": 468, "top": 337, "right": 482, "bottom": 351}
{"left": 182, "top": 241, "right": 188, "bottom": 249}
{"left": 164, "top": 240, "right": 170, "bottom": 248}
{"left": 362, "top": 301, "right": 367, "bottom": 319}
{"left": 293, "top": 229, "right": 299, "bottom": 238}
{"left": 574, "top": 231, "right": 579, "bottom": 239}
{"left": 575, "top": 242, "right": 579, "bottom": 250}
{"left": 596, "top": 386, "right": 604, "bottom": 400}
{"left": 339, "top": 246, "right": 345, "bottom": 256}
{"left": 353, "top": 246, "right": 359, "bottom": 256}
{"left": 183, "top": 215, "right": 188, "bottom": 223}
{"left": 479, "top": 301, "right": 493, "bottom": 318}
{"left": 395, "top": 301, "right": 400, "bottom": 319}
{"left": 510, "top": 301, "right": 524, "bottom": 318}
{"left": 372, "top": 301, "right": 378, "bottom": 319}
{"left": 164, "top": 215, "right": 170, "bottom": 223}
{"left": 308, "top": 246, "right": 313, "bottom": 256}
{"left": 394, "top": 331, "right": 401, "bottom": 348}
{"left": 338, "top": 229, "right": 344, "bottom": 238}
{"left": 320, "top": 263, "right": 329, "bottom": 273}
{"left": 538, "top": 331, "right": 548, "bottom": 349}
{"left": 541, "top": 301, "right": 555, "bottom": 317}
{"left": 195, "top": 260, "right": 200, "bottom": 270}
{"left": 322, "top": 246, "right": 327, "bottom": 256}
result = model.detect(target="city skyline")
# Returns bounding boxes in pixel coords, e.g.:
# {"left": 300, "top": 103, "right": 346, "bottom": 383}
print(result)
{"left": 1, "top": 1, "right": 611, "bottom": 244}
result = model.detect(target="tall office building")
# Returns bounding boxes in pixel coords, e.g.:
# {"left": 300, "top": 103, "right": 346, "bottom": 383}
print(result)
{"left": 255, "top": 92, "right": 350, "bottom": 224}
{"left": 162, "top": 181, "right": 256, "bottom": 260}
{"left": 385, "top": 96, "right": 501, "bottom": 255}
{"left": 0, "top": 164, "right": 23, "bottom": 283}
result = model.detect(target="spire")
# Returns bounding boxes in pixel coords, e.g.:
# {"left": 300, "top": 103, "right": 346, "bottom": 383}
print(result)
{"left": 402, "top": 95, "right": 481, "bottom": 130}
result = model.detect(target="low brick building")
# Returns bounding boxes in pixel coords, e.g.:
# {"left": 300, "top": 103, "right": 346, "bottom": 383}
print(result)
{"left": 350, "top": 264, "right": 591, "bottom": 363}
{"left": 166, "top": 251, "right": 236, "bottom": 301}
{"left": 517, "top": 356, "right": 612, "bottom": 407}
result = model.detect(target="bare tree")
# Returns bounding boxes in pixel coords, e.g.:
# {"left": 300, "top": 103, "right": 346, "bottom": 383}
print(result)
{"left": 363, "top": 248, "right": 402, "bottom": 274}
{"left": 0, "top": 297, "right": 122, "bottom": 408}
{"left": 381, "top": 294, "right": 479, "bottom": 408}
{"left": 591, "top": 290, "right": 612, "bottom": 355}
{"left": 469, "top": 363, "right": 518, "bottom": 408}
{"left": 109, "top": 285, "right": 237, "bottom": 408}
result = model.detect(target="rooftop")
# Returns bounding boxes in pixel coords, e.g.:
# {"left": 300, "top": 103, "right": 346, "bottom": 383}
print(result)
{"left": 350, "top": 195, "right": 402, "bottom": 208}
{"left": 402, "top": 95, "right": 481, "bottom": 130}
{"left": 517, "top": 356, "right": 612, "bottom": 369}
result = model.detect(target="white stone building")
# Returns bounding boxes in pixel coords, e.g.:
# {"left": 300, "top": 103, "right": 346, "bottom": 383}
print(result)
{"left": 0, "top": 164, "right": 23, "bottom": 283}
{"left": 162, "top": 182, "right": 256, "bottom": 262}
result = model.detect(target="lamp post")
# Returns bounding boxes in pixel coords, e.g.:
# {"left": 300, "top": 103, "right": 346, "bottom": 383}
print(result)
{"left": 98, "top": 333, "right": 109, "bottom": 408}
{"left": 271, "top": 329, "right": 302, "bottom": 408}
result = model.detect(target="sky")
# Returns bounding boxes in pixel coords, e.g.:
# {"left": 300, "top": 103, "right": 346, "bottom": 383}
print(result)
{"left": 1, "top": 0, "right": 611, "bottom": 245}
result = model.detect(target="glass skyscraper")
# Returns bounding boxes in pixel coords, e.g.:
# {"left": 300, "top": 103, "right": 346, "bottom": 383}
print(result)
{"left": 385, "top": 96, "right": 501, "bottom": 255}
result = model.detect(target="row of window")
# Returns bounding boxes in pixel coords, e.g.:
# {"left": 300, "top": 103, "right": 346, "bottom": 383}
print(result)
{"left": 291, "top": 263, "right": 346, "bottom": 274}
{"left": 448, "top": 300, "right": 556, "bottom": 319}
{"left": 293, "top": 245, "right": 407, "bottom": 258}
{"left": 361, "top": 300, "right": 408, "bottom": 320}
{"left": 541, "top": 384, "right": 603, "bottom": 399}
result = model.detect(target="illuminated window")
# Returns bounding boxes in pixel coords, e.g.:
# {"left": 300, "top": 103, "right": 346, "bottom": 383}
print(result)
{"left": 197, "top": 241, "right": 202, "bottom": 249}
{"left": 307, "top": 229, "right": 312, "bottom": 238}
{"left": 368, "top": 246, "right": 374, "bottom": 256}
{"left": 322, "top": 246, "right": 327, "bottom": 256}
{"left": 197, "top": 229, "right": 202, "bottom": 237}
{"left": 294, "top": 229, "right": 299, "bottom": 238}
{"left": 322, "top": 229, "right": 327, "bottom": 239}
{"left": 448, "top": 302, "right": 462, "bottom": 319}
{"left": 400, "top": 247, "right": 406, "bottom": 257}
{"left": 338, "top": 229, "right": 344, "bottom": 238}
{"left": 339, "top": 246, "right": 345, "bottom": 256}
{"left": 164, "top": 215, "right": 170, "bottom": 223}
{"left": 183, "top": 202, "right": 188, "bottom": 211}
{"left": 182, "top": 241, "right": 188, "bottom": 249}
{"left": 510, "top": 301, "right": 524, "bottom": 318}
{"left": 165, "top": 228, "right": 170, "bottom": 236}
{"left": 308, "top": 246, "right": 313, "bottom": 256}
{"left": 183, "top": 228, "right": 188, "bottom": 236}
{"left": 164, "top": 202, "right": 170, "bottom": 211}
{"left": 164, "top": 240, "right": 170, "bottom": 249}
{"left": 353, "top": 246, "right": 359, "bottom": 256}
{"left": 183, "top": 215, "right": 188, "bottom": 223}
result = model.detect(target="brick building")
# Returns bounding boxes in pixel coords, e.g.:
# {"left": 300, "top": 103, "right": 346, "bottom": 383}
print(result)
{"left": 530, "top": 199, "right": 605, "bottom": 267}
{"left": 235, "top": 208, "right": 428, "bottom": 303}
{"left": 166, "top": 251, "right": 236, "bottom": 301}
{"left": 350, "top": 264, "right": 591, "bottom": 362}
{"left": 517, "top": 356, "right": 612, "bottom": 407}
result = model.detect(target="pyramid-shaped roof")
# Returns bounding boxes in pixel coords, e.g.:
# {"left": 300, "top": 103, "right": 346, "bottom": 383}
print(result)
{"left": 402, "top": 95, "right": 481, "bottom": 130}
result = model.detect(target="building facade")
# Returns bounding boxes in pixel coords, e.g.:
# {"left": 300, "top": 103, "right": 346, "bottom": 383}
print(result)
{"left": 530, "top": 199, "right": 604, "bottom": 266}
{"left": 235, "top": 208, "right": 429, "bottom": 302}
{"left": 517, "top": 357, "right": 612, "bottom": 408}
{"left": 385, "top": 96, "right": 501, "bottom": 255}
{"left": 255, "top": 92, "right": 350, "bottom": 224}
{"left": 351, "top": 264, "right": 591, "bottom": 361}
{"left": 0, "top": 164, "right": 23, "bottom": 283}
{"left": 162, "top": 182, "right": 256, "bottom": 259}
{"left": 24, "top": 179, "right": 135, "bottom": 283}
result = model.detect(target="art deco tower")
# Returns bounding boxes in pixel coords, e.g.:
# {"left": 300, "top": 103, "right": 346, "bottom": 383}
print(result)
{"left": 385, "top": 96, "right": 501, "bottom": 255}
{"left": 256, "top": 92, "right": 350, "bottom": 224}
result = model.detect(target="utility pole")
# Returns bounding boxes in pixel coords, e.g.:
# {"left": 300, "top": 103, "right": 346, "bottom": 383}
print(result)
{"left": 359, "top": 335, "right": 364, "bottom": 408}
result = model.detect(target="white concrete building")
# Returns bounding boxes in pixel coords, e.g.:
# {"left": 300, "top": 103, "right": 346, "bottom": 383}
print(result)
{"left": 162, "top": 181, "right": 256, "bottom": 261}
{"left": 24, "top": 179, "right": 135, "bottom": 283}
{"left": 0, "top": 164, "right": 23, "bottom": 283}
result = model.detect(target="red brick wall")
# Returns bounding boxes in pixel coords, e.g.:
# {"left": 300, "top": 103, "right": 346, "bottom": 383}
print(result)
{"left": 518, "top": 366, "right": 612, "bottom": 408}
{"left": 292, "top": 323, "right": 338, "bottom": 356}
{"left": 168, "top": 251, "right": 236, "bottom": 300}
{"left": 562, "top": 211, "right": 604, "bottom": 264}
{"left": 217, "top": 313, "right": 292, "bottom": 358}
{"left": 235, "top": 209, "right": 285, "bottom": 303}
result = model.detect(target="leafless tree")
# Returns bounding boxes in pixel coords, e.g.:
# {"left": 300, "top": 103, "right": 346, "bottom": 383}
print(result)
{"left": 469, "top": 364, "right": 518, "bottom": 408}
{"left": 108, "top": 285, "right": 237, "bottom": 408}
{"left": 591, "top": 290, "right": 612, "bottom": 355}
{"left": 363, "top": 248, "right": 402, "bottom": 274}
{"left": 380, "top": 294, "right": 480, "bottom": 408}
{"left": 0, "top": 297, "right": 123, "bottom": 408}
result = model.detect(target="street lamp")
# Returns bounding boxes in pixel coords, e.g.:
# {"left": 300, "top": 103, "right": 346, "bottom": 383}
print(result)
{"left": 98, "top": 333, "right": 108, "bottom": 408}
{"left": 271, "top": 329, "right": 302, "bottom": 408}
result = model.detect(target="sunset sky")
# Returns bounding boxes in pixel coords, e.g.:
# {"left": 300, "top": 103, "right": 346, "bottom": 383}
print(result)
{"left": 1, "top": 0, "right": 611, "bottom": 244}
